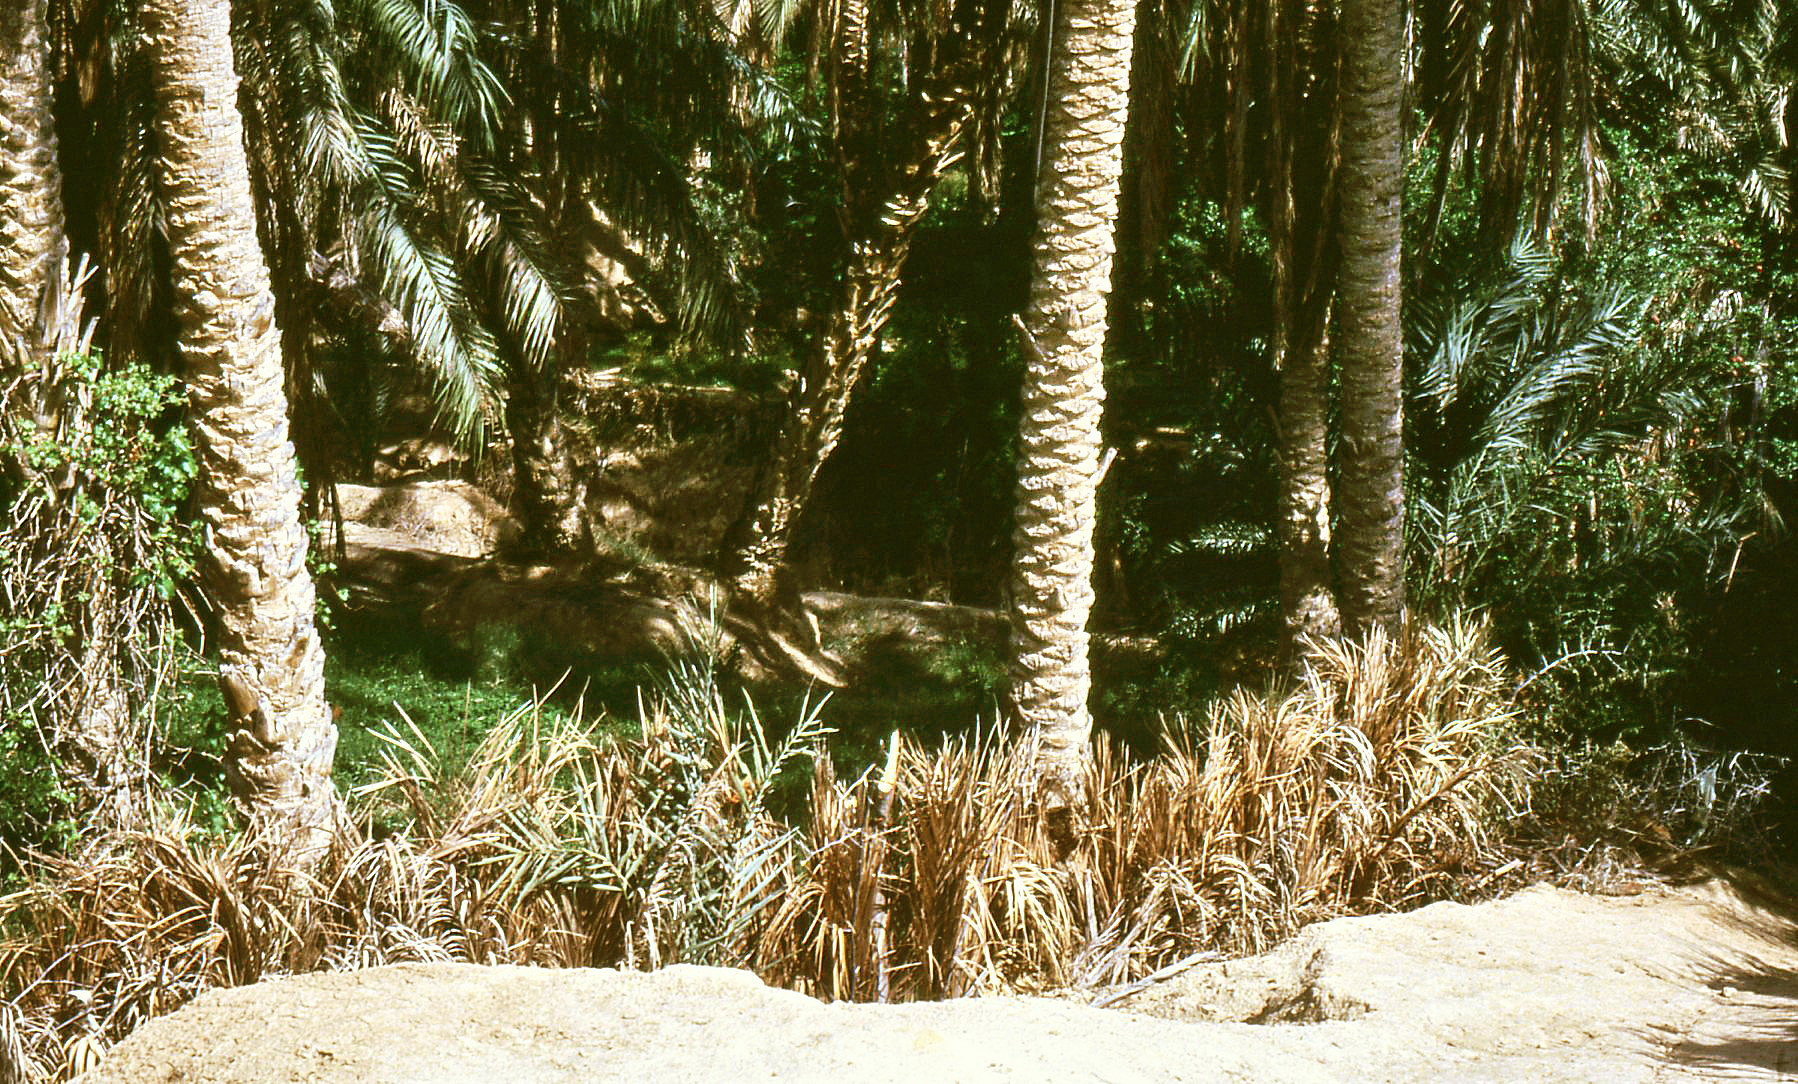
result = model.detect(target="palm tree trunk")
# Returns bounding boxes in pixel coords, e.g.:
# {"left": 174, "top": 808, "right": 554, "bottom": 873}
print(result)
{"left": 0, "top": 0, "right": 64, "bottom": 354}
{"left": 1334, "top": 0, "right": 1407, "bottom": 639}
{"left": 144, "top": 0, "right": 343, "bottom": 852}
{"left": 1008, "top": 0, "right": 1137, "bottom": 829}
{"left": 505, "top": 360, "right": 585, "bottom": 556}
{"left": 724, "top": 82, "right": 978, "bottom": 614}
{"left": 1269, "top": 6, "right": 1342, "bottom": 654}
{"left": 1275, "top": 310, "right": 1341, "bottom": 649}
{"left": 503, "top": 164, "right": 590, "bottom": 559}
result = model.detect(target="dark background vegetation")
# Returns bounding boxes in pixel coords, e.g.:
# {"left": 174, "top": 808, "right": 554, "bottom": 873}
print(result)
{"left": 2, "top": 0, "right": 1795, "bottom": 863}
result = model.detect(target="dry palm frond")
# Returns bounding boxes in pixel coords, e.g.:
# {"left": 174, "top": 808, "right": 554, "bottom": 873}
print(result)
{"left": 0, "top": 621, "right": 1530, "bottom": 1077}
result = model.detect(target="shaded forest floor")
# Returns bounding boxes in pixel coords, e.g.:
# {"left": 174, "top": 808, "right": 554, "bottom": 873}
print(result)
{"left": 81, "top": 875, "right": 1798, "bottom": 1082}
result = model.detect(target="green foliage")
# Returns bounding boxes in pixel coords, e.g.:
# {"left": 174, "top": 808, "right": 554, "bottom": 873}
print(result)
{"left": 752, "top": 164, "right": 1031, "bottom": 604}
{"left": 0, "top": 725, "right": 81, "bottom": 861}
{"left": 0, "top": 353, "right": 198, "bottom": 858}
{"left": 320, "top": 614, "right": 615, "bottom": 785}
{"left": 1104, "top": 190, "right": 1281, "bottom": 661}
{"left": 1406, "top": 130, "right": 1775, "bottom": 741}
{"left": 1, "top": 354, "right": 196, "bottom": 595}
{"left": 144, "top": 653, "right": 239, "bottom": 840}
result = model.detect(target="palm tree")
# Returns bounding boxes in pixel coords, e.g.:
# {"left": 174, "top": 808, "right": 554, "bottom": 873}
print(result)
{"left": 1158, "top": 0, "right": 1348, "bottom": 655}
{"left": 1009, "top": 0, "right": 1138, "bottom": 835}
{"left": 142, "top": 0, "right": 342, "bottom": 850}
{"left": 475, "top": 0, "right": 769, "bottom": 555}
{"left": 1333, "top": 0, "right": 1407, "bottom": 638}
{"left": 1263, "top": 0, "right": 1344, "bottom": 652}
{"left": 1161, "top": 0, "right": 1632, "bottom": 651}
{"left": 55, "top": 0, "right": 562, "bottom": 481}
{"left": 0, "top": 0, "right": 64, "bottom": 355}
{"left": 722, "top": 0, "right": 1021, "bottom": 648}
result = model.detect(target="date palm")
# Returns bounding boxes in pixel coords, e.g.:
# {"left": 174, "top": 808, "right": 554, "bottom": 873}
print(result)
{"left": 0, "top": 0, "right": 64, "bottom": 354}
{"left": 1163, "top": 0, "right": 1680, "bottom": 650}
{"left": 56, "top": 0, "right": 560, "bottom": 457}
{"left": 54, "top": 0, "right": 767, "bottom": 563}
{"left": 1334, "top": 0, "right": 1407, "bottom": 638}
{"left": 143, "top": 0, "right": 343, "bottom": 850}
{"left": 1161, "top": 0, "right": 1350, "bottom": 653}
{"left": 1009, "top": 0, "right": 1138, "bottom": 830}
{"left": 476, "top": 0, "right": 774, "bottom": 553}
{"left": 720, "top": 0, "right": 1023, "bottom": 679}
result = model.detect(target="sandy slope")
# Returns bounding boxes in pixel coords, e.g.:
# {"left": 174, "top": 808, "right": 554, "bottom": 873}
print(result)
{"left": 82, "top": 878, "right": 1798, "bottom": 1083}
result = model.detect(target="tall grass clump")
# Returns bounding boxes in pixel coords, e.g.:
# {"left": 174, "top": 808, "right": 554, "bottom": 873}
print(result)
{"left": 761, "top": 618, "right": 1524, "bottom": 1002}
{"left": 0, "top": 620, "right": 1525, "bottom": 1079}
{"left": 1079, "top": 620, "right": 1524, "bottom": 971}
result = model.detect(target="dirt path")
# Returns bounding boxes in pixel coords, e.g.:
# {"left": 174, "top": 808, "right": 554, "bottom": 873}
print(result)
{"left": 83, "top": 878, "right": 1798, "bottom": 1083}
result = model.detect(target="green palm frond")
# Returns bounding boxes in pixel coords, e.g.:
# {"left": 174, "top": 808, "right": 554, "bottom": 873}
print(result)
{"left": 1478, "top": 286, "right": 1643, "bottom": 455}
{"left": 1405, "top": 230, "right": 1760, "bottom": 650}
{"left": 210, "top": 0, "right": 504, "bottom": 437}
{"left": 1606, "top": 0, "right": 1794, "bottom": 225}
{"left": 1166, "top": 521, "right": 1272, "bottom": 559}
{"left": 1411, "top": 237, "right": 1657, "bottom": 466}
{"left": 343, "top": 0, "right": 509, "bottom": 143}
{"left": 1166, "top": 583, "right": 1276, "bottom": 640}
{"left": 96, "top": 44, "right": 166, "bottom": 362}
{"left": 451, "top": 159, "right": 565, "bottom": 369}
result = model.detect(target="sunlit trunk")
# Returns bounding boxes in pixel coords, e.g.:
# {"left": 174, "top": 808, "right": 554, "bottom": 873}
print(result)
{"left": 1276, "top": 314, "right": 1341, "bottom": 650}
{"left": 144, "top": 0, "right": 343, "bottom": 854}
{"left": 0, "top": 0, "right": 64, "bottom": 352}
{"left": 1007, "top": 0, "right": 1137, "bottom": 832}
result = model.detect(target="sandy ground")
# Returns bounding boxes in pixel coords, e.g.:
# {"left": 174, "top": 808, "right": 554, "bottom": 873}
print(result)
{"left": 82, "top": 878, "right": 1798, "bottom": 1083}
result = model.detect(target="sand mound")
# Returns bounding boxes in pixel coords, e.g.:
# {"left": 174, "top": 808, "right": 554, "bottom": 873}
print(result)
{"left": 82, "top": 878, "right": 1798, "bottom": 1083}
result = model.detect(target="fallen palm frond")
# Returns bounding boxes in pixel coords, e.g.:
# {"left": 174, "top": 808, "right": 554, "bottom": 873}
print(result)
{"left": 0, "top": 619, "right": 1530, "bottom": 1080}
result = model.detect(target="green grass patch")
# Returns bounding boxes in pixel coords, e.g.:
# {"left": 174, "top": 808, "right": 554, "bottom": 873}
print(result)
{"left": 155, "top": 610, "right": 646, "bottom": 819}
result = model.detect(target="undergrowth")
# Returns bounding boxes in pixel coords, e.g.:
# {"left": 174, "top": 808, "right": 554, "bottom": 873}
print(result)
{"left": 0, "top": 620, "right": 1545, "bottom": 1081}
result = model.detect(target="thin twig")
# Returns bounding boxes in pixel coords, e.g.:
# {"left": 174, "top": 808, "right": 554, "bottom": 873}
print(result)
{"left": 1088, "top": 949, "right": 1222, "bottom": 1008}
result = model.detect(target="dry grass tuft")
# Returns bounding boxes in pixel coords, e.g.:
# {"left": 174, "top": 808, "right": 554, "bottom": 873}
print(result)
{"left": 0, "top": 620, "right": 1527, "bottom": 1080}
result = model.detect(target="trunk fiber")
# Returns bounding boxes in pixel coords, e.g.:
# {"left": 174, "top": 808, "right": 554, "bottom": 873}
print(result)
{"left": 0, "top": 0, "right": 64, "bottom": 353}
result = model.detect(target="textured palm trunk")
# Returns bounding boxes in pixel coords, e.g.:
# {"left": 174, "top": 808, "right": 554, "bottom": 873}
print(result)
{"left": 1275, "top": 314, "right": 1341, "bottom": 650}
{"left": 1334, "top": 0, "right": 1407, "bottom": 639}
{"left": 504, "top": 79, "right": 586, "bottom": 559}
{"left": 724, "top": 86, "right": 978, "bottom": 615}
{"left": 1268, "top": 7, "right": 1342, "bottom": 655}
{"left": 506, "top": 360, "right": 585, "bottom": 556}
{"left": 1007, "top": 0, "right": 1137, "bottom": 827}
{"left": 144, "top": 0, "right": 343, "bottom": 853}
{"left": 829, "top": 0, "right": 871, "bottom": 147}
{"left": 0, "top": 0, "right": 63, "bottom": 353}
